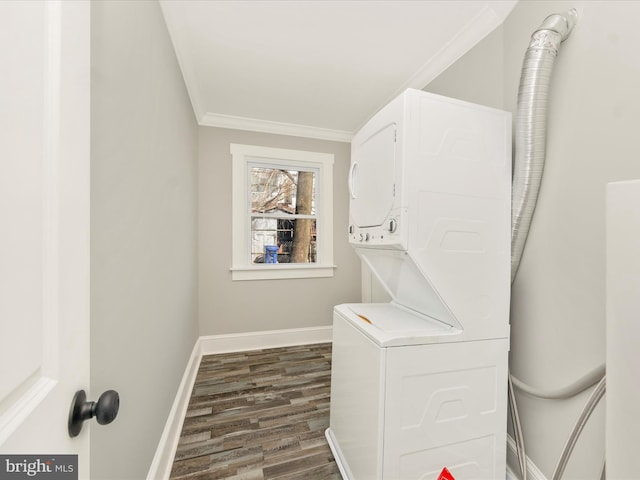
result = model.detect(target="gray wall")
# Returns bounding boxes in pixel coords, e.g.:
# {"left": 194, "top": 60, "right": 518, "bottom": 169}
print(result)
{"left": 427, "top": 24, "right": 505, "bottom": 110}
{"left": 90, "top": 2, "right": 198, "bottom": 479}
{"left": 427, "top": 1, "right": 640, "bottom": 478}
{"left": 199, "top": 127, "right": 361, "bottom": 335}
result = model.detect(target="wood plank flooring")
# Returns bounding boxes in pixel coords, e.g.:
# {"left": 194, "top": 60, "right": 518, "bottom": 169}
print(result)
{"left": 170, "top": 343, "right": 341, "bottom": 480}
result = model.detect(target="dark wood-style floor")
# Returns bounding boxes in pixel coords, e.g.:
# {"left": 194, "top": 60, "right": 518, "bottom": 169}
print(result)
{"left": 170, "top": 343, "right": 341, "bottom": 480}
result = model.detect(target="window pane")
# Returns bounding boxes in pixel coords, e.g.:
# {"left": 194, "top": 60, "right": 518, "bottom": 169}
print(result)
{"left": 250, "top": 167, "right": 316, "bottom": 215}
{"left": 251, "top": 216, "right": 317, "bottom": 264}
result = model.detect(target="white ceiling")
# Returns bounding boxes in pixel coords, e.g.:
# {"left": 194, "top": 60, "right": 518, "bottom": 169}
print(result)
{"left": 160, "top": 0, "right": 516, "bottom": 141}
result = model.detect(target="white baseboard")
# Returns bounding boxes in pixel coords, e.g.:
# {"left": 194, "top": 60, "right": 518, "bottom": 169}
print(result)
{"left": 146, "top": 326, "right": 333, "bottom": 479}
{"left": 506, "top": 464, "right": 518, "bottom": 480}
{"left": 146, "top": 340, "right": 201, "bottom": 480}
{"left": 199, "top": 325, "right": 333, "bottom": 355}
{"left": 506, "top": 434, "right": 548, "bottom": 480}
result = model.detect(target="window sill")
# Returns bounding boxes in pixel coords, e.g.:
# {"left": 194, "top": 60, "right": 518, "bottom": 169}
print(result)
{"left": 231, "top": 264, "right": 336, "bottom": 281}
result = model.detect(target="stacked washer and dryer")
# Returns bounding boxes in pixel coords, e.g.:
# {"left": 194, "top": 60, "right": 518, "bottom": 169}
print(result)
{"left": 326, "top": 89, "right": 512, "bottom": 480}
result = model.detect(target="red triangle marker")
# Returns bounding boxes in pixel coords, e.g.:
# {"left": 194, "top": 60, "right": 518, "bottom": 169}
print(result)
{"left": 438, "top": 467, "right": 455, "bottom": 480}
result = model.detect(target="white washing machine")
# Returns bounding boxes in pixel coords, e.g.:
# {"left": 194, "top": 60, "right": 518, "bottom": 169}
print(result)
{"left": 326, "top": 89, "right": 512, "bottom": 480}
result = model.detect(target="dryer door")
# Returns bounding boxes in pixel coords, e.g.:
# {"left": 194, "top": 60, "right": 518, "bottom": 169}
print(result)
{"left": 349, "top": 123, "right": 397, "bottom": 228}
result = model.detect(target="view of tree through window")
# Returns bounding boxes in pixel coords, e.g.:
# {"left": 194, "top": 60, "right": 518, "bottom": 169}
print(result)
{"left": 250, "top": 166, "right": 317, "bottom": 264}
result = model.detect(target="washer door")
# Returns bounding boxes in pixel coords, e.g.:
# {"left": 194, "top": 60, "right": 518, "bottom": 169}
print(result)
{"left": 349, "top": 123, "right": 396, "bottom": 228}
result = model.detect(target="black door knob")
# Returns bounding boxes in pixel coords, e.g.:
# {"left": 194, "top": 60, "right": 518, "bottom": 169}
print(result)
{"left": 68, "top": 389, "right": 120, "bottom": 438}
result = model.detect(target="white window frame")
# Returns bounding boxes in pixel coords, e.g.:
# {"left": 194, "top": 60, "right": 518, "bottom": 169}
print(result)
{"left": 231, "top": 143, "right": 335, "bottom": 281}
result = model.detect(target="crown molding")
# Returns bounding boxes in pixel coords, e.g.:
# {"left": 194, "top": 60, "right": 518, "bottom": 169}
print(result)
{"left": 358, "top": 3, "right": 511, "bottom": 133}
{"left": 398, "top": 4, "right": 507, "bottom": 94}
{"left": 200, "top": 112, "right": 353, "bottom": 143}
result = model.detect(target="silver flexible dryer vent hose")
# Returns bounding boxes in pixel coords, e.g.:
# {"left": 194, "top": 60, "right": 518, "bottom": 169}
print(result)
{"left": 511, "top": 9, "right": 578, "bottom": 281}
{"left": 509, "top": 10, "right": 578, "bottom": 480}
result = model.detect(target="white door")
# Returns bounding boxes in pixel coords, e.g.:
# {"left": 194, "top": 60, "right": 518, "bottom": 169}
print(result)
{"left": 0, "top": 0, "right": 91, "bottom": 477}
{"left": 350, "top": 123, "right": 397, "bottom": 229}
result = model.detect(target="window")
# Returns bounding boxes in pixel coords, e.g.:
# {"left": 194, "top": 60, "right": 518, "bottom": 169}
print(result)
{"left": 231, "top": 144, "right": 334, "bottom": 280}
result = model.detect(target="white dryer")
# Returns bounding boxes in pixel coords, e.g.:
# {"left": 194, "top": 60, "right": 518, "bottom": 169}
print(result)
{"left": 326, "top": 89, "right": 511, "bottom": 480}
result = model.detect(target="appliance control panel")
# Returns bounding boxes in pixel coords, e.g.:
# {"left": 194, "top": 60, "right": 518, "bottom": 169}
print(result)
{"left": 348, "top": 208, "right": 407, "bottom": 250}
